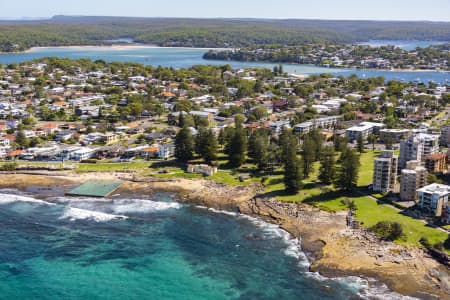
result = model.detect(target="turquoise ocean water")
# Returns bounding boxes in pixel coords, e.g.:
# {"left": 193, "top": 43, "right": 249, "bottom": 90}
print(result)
{"left": 0, "top": 190, "right": 410, "bottom": 299}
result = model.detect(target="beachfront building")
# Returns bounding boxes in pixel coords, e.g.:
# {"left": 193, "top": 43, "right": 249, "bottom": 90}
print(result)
{"left": 399, "top": 133, "right": 440, "bottom": 170}
{"left": 400, "top": 160, "right": 427, "bottom": 202}
{"left": 372, "top": 150, "right": 398, "bottom": 193}
{"left": 425, "top": 152, "right": 448, "bottom": 174}
{"left": 345, "top": 122, "right": 385, "bottom": 142}
{"left": 417, "top": 183, "right": 450, "bottom": 217}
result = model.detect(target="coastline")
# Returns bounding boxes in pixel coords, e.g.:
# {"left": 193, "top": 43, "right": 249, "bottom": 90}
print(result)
{"left": 202, "top": 57, "right": 450, "bottom": 73}
{"left": 20, "top": 44, "right": 231, "bottom": 53}
{"left": 1, "top": 171, "right": 449, "bottom": 299}
{"left": 1, "top": 45, "right": 446, "bottom": 73}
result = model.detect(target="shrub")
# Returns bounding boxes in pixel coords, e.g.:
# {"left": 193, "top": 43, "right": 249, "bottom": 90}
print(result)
{"left": 341, "top": 198, "right": 357, "bottom": 211}
{"left": 434, "top": 242, "right": 444, "bottom": 251}
{"left": 370, "top": 221, "right": 405, "bottom": 241}
{"left": 419, "top": 237, "right": 431, "bottom": 248}
{"left": 444, "top": 235, "right": 450, "bottom": 250}
{"left": 0, "top": 162, "right": 18, "bottom": 171}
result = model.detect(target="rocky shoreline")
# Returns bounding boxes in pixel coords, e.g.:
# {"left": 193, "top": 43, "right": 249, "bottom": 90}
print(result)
{"left": 1, "top": 171, "right": 450, "bottom": 299}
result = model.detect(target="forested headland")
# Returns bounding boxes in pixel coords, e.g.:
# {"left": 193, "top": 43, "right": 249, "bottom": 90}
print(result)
{"left": 0, "top": 16, "right": 450, "bottom": 52}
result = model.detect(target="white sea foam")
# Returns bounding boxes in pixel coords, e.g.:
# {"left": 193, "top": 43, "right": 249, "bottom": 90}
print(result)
{"left": 207, "top": 207, "right": 239, "bottom": 217}
{"left": 202, "top": 206, "right": 308, "bottom": 264}
{"left": 112, "top": 199, "right": 182, "bottom": 214}
{"left": 52, "top": 196, "right": 182, "bottom": 214}
{"left": 0, "top": 193, "right": 55, "bottom": 206}
{"left": 59, "top": 207, "right": 127, "bottom": 222}
{"left": 338, "top": 276, "right": 419, "bottom": 300}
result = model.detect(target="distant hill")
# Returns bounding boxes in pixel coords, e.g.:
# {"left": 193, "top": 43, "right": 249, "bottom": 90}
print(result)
{"left": 0, "top": 16, "right": 449, "bottom": 52}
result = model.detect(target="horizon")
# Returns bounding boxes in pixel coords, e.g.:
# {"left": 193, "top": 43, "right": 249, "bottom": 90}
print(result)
{"left": 1, "top": 0, "right": 450, "bottom": 22}
{"left": 1, "top": 15, "right": 450, "bottom": 23}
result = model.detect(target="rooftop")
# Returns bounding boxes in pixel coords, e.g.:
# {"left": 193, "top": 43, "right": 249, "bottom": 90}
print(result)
{"left": 417, "top": 183, "right": 450, "bottom": 197}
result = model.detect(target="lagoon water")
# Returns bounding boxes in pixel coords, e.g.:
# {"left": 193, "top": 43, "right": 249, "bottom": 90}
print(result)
{"left": 0, "top": 190, "right": 409, "bottom": 299}
{"left": 357, "top": 40, "right": 446, "bottom": 51}
{"left": 0, "top": 46, "right": 449, "bottom": 84}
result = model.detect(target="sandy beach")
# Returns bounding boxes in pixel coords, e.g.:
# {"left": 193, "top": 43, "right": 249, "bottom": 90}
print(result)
{"left": 22, "top": 44, "right": 231, "bottom": 53}
{"left": 0, "top": 171, "right": 449, "bottom": 299}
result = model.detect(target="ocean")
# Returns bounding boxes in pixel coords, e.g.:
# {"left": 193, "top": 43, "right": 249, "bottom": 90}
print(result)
{"left": 0, "top": 189, "right": 412, "bottom": 299}
{"left": 0, "top": 46, "right": 448, "bottom": 84}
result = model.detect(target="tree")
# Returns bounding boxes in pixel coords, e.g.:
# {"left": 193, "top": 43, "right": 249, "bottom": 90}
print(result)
{"left": 427, "top": 173, "right": 443, "bottom": 184}
{"left": 15, "top": 130, "right": 30, "bottom": 149}
{"left": 129, "top": 102, "right": 143, "bottom": 118}
{"left": 367, "top": 134, "right": 377, "bottom": 151}
{"left": 334, "top": 147, "right": 360, "bottom": 192}
{"left": 444, "top": 235, "right": 450, "bottom": 250}
{"left": 248, "top": 129, "right": 270, "bottom": 171}
{"left": 178, "top": 112, "right": 194, "bottom": 128}
{"left": 248, "top": 105, "right": 268, "bottom": 121}
{"left": 195, "top": 128, "right": 218, "bottom": 164}
{"left": 226, "top": 123, "right": 247, "bottom": 168}
{"left": 278, "top": 127, "right": 292, "bottom": 164}
{"left": 175, "top": 127, "right": 194, "bottom": 163}
{"left": 357, "top": 134, "right": 365, "bottom": 153}
{"left": 308, "top": 128, "right": 323, "bottom": 161}
{"left": 301, "top": 136, "right": 315, "bottom": 179}
{"left": 284, "top": 132, "right": 302, "bottom": 193}
{"left": 384, "top": 136, "right": 393, "bottom": 150}
{"left": 218, "top": 127, "right": 234, "bottom": 146}
{"left": 318, "top": 146, "right": 336, "bottom": 185}
{"left": 370, "top": 221, "right": 404, "bottom": 241}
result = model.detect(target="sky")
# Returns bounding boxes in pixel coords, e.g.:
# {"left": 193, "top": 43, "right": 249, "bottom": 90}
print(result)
{"left": 0, "top": 0, "right": 449, "bottom": 21}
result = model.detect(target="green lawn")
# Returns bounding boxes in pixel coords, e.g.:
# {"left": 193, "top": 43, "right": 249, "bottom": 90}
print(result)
{"left": 352, "top": 196, "right": 448, "bottom": 248}
{"left": 357, "top": 150, "right": 379, "bottom": 187}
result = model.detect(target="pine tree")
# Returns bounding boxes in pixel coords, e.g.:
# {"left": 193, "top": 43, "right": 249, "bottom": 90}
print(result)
{"left": 308, "top": 128, "right": 323, "bottom": 161}
{"left": 301, "top": 136, "right": 315, "bottom": 179}
{"left": 367, "top": 133, "right": 377, "bottom": 151}
{"left": 248, "top": 129, "right": 269, "bottom": 171}
{"left": 195, "top": 128, "right": 218, "bottom": 164}
{"left": 195, "top": 128, "right": 208, "bottom": 156}
{"left": 283, "top": 133, "right": 302, "bottom": 193}
{"left": 226, "top": 124, "right": 247, "bottom": 168}
{"left": 357, "top": 134, "right": 365, "bottom": 153}
{"left": 334, "top": 147, "right": 360, "bottom": 192}
{"left": 318, "top": 146, "right": 336, "bottom": 184}
{"left": 174, "top": 127, "right": 194, "bottom": 163}
{"left": 278, "top": 127, "right": 291, "bottom": 164}
{"left": 203, "top": 131, "right": 218, "bottom": 164}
